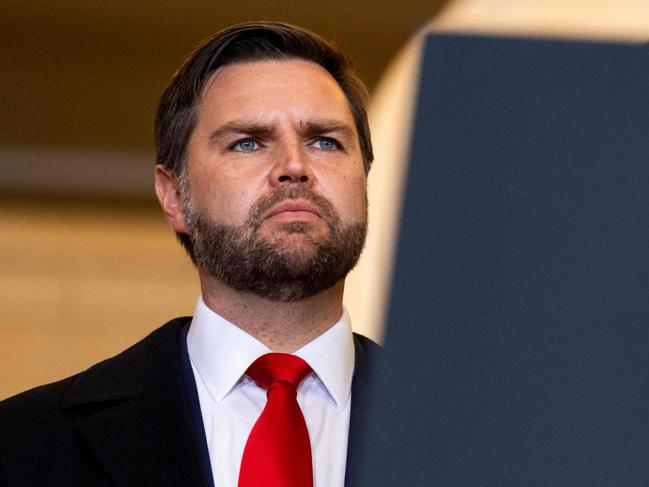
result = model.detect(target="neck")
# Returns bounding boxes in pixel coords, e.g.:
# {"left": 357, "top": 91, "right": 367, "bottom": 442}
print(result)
{"left": 198, "top": 273, "right": 345, "bottom": 352}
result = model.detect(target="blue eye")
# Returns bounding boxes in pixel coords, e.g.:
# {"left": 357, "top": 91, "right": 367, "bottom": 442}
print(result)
{"left": 313, "top": 137, "right": 340, "bottom": 151}
{"left": 231, "top": 139, "right": 259, "bottom": 152}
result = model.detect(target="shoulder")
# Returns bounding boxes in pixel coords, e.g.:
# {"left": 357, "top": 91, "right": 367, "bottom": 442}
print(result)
{"left": 352, "top": 332, "right": 382, "bottom": 356}
{"left": 0, "top": 317, "right": 191, "bottom": 428}
{"left": 0, "top": 317, "right": 193, "bottom": 484}
{"left": 351, "top": 332, "right": 382, "bottom": 380}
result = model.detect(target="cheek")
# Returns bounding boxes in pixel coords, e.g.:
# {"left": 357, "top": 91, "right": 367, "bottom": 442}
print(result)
{"left": 350, "top": 185, "right": 369, "bottom": 219}
{"left": 333, "top": 173, "right": 368, "bottom": 222}
{"left": 188, "top": 173, "right": 256, "bottom": 225}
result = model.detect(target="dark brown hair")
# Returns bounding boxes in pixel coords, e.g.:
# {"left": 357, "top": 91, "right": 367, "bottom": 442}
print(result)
{"left": 154, "top": 21, "right": 373, "bottom": 179}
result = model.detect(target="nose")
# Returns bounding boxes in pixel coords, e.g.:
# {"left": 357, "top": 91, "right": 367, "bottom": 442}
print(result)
{"left": 269, "top": 141, "right": 314, "bottom": 187}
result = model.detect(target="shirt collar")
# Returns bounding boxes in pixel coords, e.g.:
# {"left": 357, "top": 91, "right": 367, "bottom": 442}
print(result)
{"left": 186, "top": 297, "right": 355, "bottom": 411}
{"left": 293, "top": 308, "right": 354, "bottom": 411}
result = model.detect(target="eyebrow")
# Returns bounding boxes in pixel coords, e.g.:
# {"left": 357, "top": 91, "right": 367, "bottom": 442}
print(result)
{"left": 209, "top": 121, "right": 273, "bottom": 145}
{"left": 300, "top": 119, "right": 356, "bottom": 140}
{"left": 208, "top": 118, "right": 356, "bottom": 145}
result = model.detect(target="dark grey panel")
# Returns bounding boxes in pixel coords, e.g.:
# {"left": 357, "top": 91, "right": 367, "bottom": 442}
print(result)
{"left": 360, "top": 35, "right": 649, "bottom": 486}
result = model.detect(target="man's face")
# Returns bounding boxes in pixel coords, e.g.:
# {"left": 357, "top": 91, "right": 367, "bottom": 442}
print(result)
{"left": 180, "top": 59, "right": 368, "bottom": 300}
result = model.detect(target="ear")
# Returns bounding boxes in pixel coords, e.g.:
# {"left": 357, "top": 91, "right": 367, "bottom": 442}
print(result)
{"left": 154, "top": 165, "right": 188, "bottom": 233}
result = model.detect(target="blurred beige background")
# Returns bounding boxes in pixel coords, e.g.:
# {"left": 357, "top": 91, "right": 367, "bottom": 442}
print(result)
{"left": 3, "top": 0, "right": 648, "bottom": 400}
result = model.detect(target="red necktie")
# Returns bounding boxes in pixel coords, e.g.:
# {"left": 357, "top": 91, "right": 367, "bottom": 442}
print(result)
{"left": 238, "top": 353, "right": 313, "bottom": 487}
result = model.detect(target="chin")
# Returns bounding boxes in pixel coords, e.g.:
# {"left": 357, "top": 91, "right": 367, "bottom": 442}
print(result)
{"left": 278, "top": 243, "right": 320, "bottom": 266}
{"left": 266, "top": 222, "right": 329, "bottom": 244}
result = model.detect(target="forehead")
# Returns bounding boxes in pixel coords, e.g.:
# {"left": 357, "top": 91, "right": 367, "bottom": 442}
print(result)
{"left": 196, "top": 59, "right": 355, "bottom": 126}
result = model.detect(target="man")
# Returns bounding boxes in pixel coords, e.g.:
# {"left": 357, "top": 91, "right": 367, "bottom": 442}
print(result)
{"left": 0, "top": 21, "right": 380, "bottom": 486}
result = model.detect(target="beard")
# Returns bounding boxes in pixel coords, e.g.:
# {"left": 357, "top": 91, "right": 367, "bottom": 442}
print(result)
{"left": 183, "top": 186, "right": 367, "bottom": 301}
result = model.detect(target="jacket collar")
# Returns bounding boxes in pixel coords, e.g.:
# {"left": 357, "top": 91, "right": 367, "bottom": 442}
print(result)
{"left": 61, "top": 318, "right": 210, "bottom": 487}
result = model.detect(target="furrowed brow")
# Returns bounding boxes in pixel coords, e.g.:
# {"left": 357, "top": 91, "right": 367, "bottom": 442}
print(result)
{"left": 301, "top": 119, "right": 356, "bottom": 139}
{"left": 209, "top": 121, "right": 273, "bottom": 145}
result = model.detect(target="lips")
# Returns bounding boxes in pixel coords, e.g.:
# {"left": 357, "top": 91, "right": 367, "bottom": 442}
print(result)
{"left": 265, "top": 199, "right": 322, "bottom": 220}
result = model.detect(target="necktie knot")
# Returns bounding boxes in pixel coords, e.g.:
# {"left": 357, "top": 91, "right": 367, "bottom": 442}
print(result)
{"left": 246, "top": 353, "right": 312, "bottom": 390}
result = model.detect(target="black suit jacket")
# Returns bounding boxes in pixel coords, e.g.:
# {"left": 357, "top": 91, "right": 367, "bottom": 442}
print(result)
{"left": 0, "top": 317, "right": 380, "bottom": 486}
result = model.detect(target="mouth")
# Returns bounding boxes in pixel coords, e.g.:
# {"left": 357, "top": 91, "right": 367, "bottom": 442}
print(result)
{"left": 264, "top": 199, "right": 322, "bottom": 223}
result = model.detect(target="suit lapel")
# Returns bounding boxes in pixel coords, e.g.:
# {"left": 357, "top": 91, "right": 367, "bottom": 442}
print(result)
{"left": 61, "top": 319, "right": 209, "bottom": 486}
{"left": 345, "top": 334, "right": 379, "bottom": 487}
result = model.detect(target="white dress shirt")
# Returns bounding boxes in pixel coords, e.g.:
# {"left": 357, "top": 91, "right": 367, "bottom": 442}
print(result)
{"left": 187, "top": 297, "right": 355, "bottom": 487}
